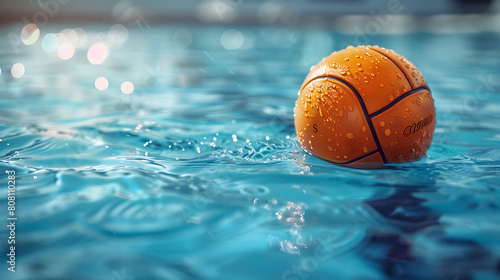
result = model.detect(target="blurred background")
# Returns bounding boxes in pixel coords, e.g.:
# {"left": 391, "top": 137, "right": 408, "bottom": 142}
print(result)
{"left": 0, "top": 0, "right": 499, "bottom": 22}
{"left": 2, "top": 1, "right": 500, "bottom": 280}
{"left": 1, "top": 0, "right": 499, "bottom": 26}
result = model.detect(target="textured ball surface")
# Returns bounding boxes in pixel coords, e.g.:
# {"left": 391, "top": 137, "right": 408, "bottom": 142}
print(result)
{"left": 294, "top": 45, "right": 436, "bottom": 166}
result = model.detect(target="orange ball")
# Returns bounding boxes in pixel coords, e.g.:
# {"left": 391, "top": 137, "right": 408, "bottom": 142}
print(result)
{"left": 294, "top": 45, "right": 436, "bottom": 166}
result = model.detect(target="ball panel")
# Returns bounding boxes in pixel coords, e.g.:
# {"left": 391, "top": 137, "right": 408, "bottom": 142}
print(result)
{"left": 371, "top": 89, "right": 436, "bottom": 163}
{"left": 300, "top": 45, "right": 412, "bottom": 115}
{"left": 294, "top": 78, "right": 378, "bottom": 164}
{"left": 369, "top": 46, "right": 428, "bottom": 90}
{"left": 296, "top": 45, "right": 435, "bottom": 166}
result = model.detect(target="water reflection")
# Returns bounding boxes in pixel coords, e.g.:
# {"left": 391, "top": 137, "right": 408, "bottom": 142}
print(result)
{"left": 362, "top": 177, "right": 499, "bottom": 279}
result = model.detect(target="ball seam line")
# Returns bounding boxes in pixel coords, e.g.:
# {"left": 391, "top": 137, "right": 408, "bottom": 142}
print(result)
{"left": 314, "top": 75, "right": 388, "bottom": 164}
{"left": 368, "top": 47, "right": 414, "bottom": 90}
{"left": 338, "top": 149, "right": 379, "bottom": 165}
{"left": 309, "top": 149, "right": 379, "bottom": 165}
{"left": 369, "top": 86, "right": 430, "bottom": 118}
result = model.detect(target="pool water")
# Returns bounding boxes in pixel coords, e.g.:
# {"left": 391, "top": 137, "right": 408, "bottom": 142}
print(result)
{"left": 1, "top": 25, "right": 500, "bottom": 280}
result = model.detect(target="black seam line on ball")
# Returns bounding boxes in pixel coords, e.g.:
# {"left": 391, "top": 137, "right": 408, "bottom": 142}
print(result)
{"left": 315, "top": 75, "right": 388, "bottom": 164}
{"left": 368, "top": 47, "right": 414, "bottom": 90}
{"left": 313, "top": 149, "right": 378, "bottom": 165}
{"left": 337, "top": 150, "right": 379, "bottom": 165}
{"left": 369, "top": 86, "right": 430, "bottom": 118}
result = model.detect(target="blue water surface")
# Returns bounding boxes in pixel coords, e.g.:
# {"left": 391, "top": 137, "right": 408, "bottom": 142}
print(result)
{"left": 1, "top": 25, "right": 500, "bottom": 280}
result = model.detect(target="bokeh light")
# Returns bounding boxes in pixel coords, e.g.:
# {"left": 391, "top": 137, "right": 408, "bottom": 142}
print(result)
{"left": 108, "top": 24, "right": 128, "bottom": 45}
{"left": 121, "top": 81, "right": 134, "bottom": 94}
{"left": 11, "top": 63, "right": 25, "bottom": 79}
{"left": 173, "top": 29, "right": 192, "bottom": 48}
{"left": 73, "top": 28, "right": 88, "bottom": 47}
{"left": 41, "top": 33, "right": 59, "bottom": 52}
{"left": 240, "top": 30, "right": 255, "bottom": 50}
{"left": 0, "top": 67, "right": 2, "bottom": 76}
{"left": 87, "top": 43, "right": 109, "bottom": 65}
{"left": 61, "top": 29, "right": 79, "bottom": 45}
{"left": 95, "top": 77, "right": 109, "bottom": 91}
{"left": 55, "top": 32, "right": 68, "bottom": 45}
{"left": 21, "top": 23, "right": 40, "bottom": 45}
{"left": 221, "top": 29, "right": 244, "bottom": 50}
{"left": 57, "top": 42, "right": 75, "bottom": 60}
